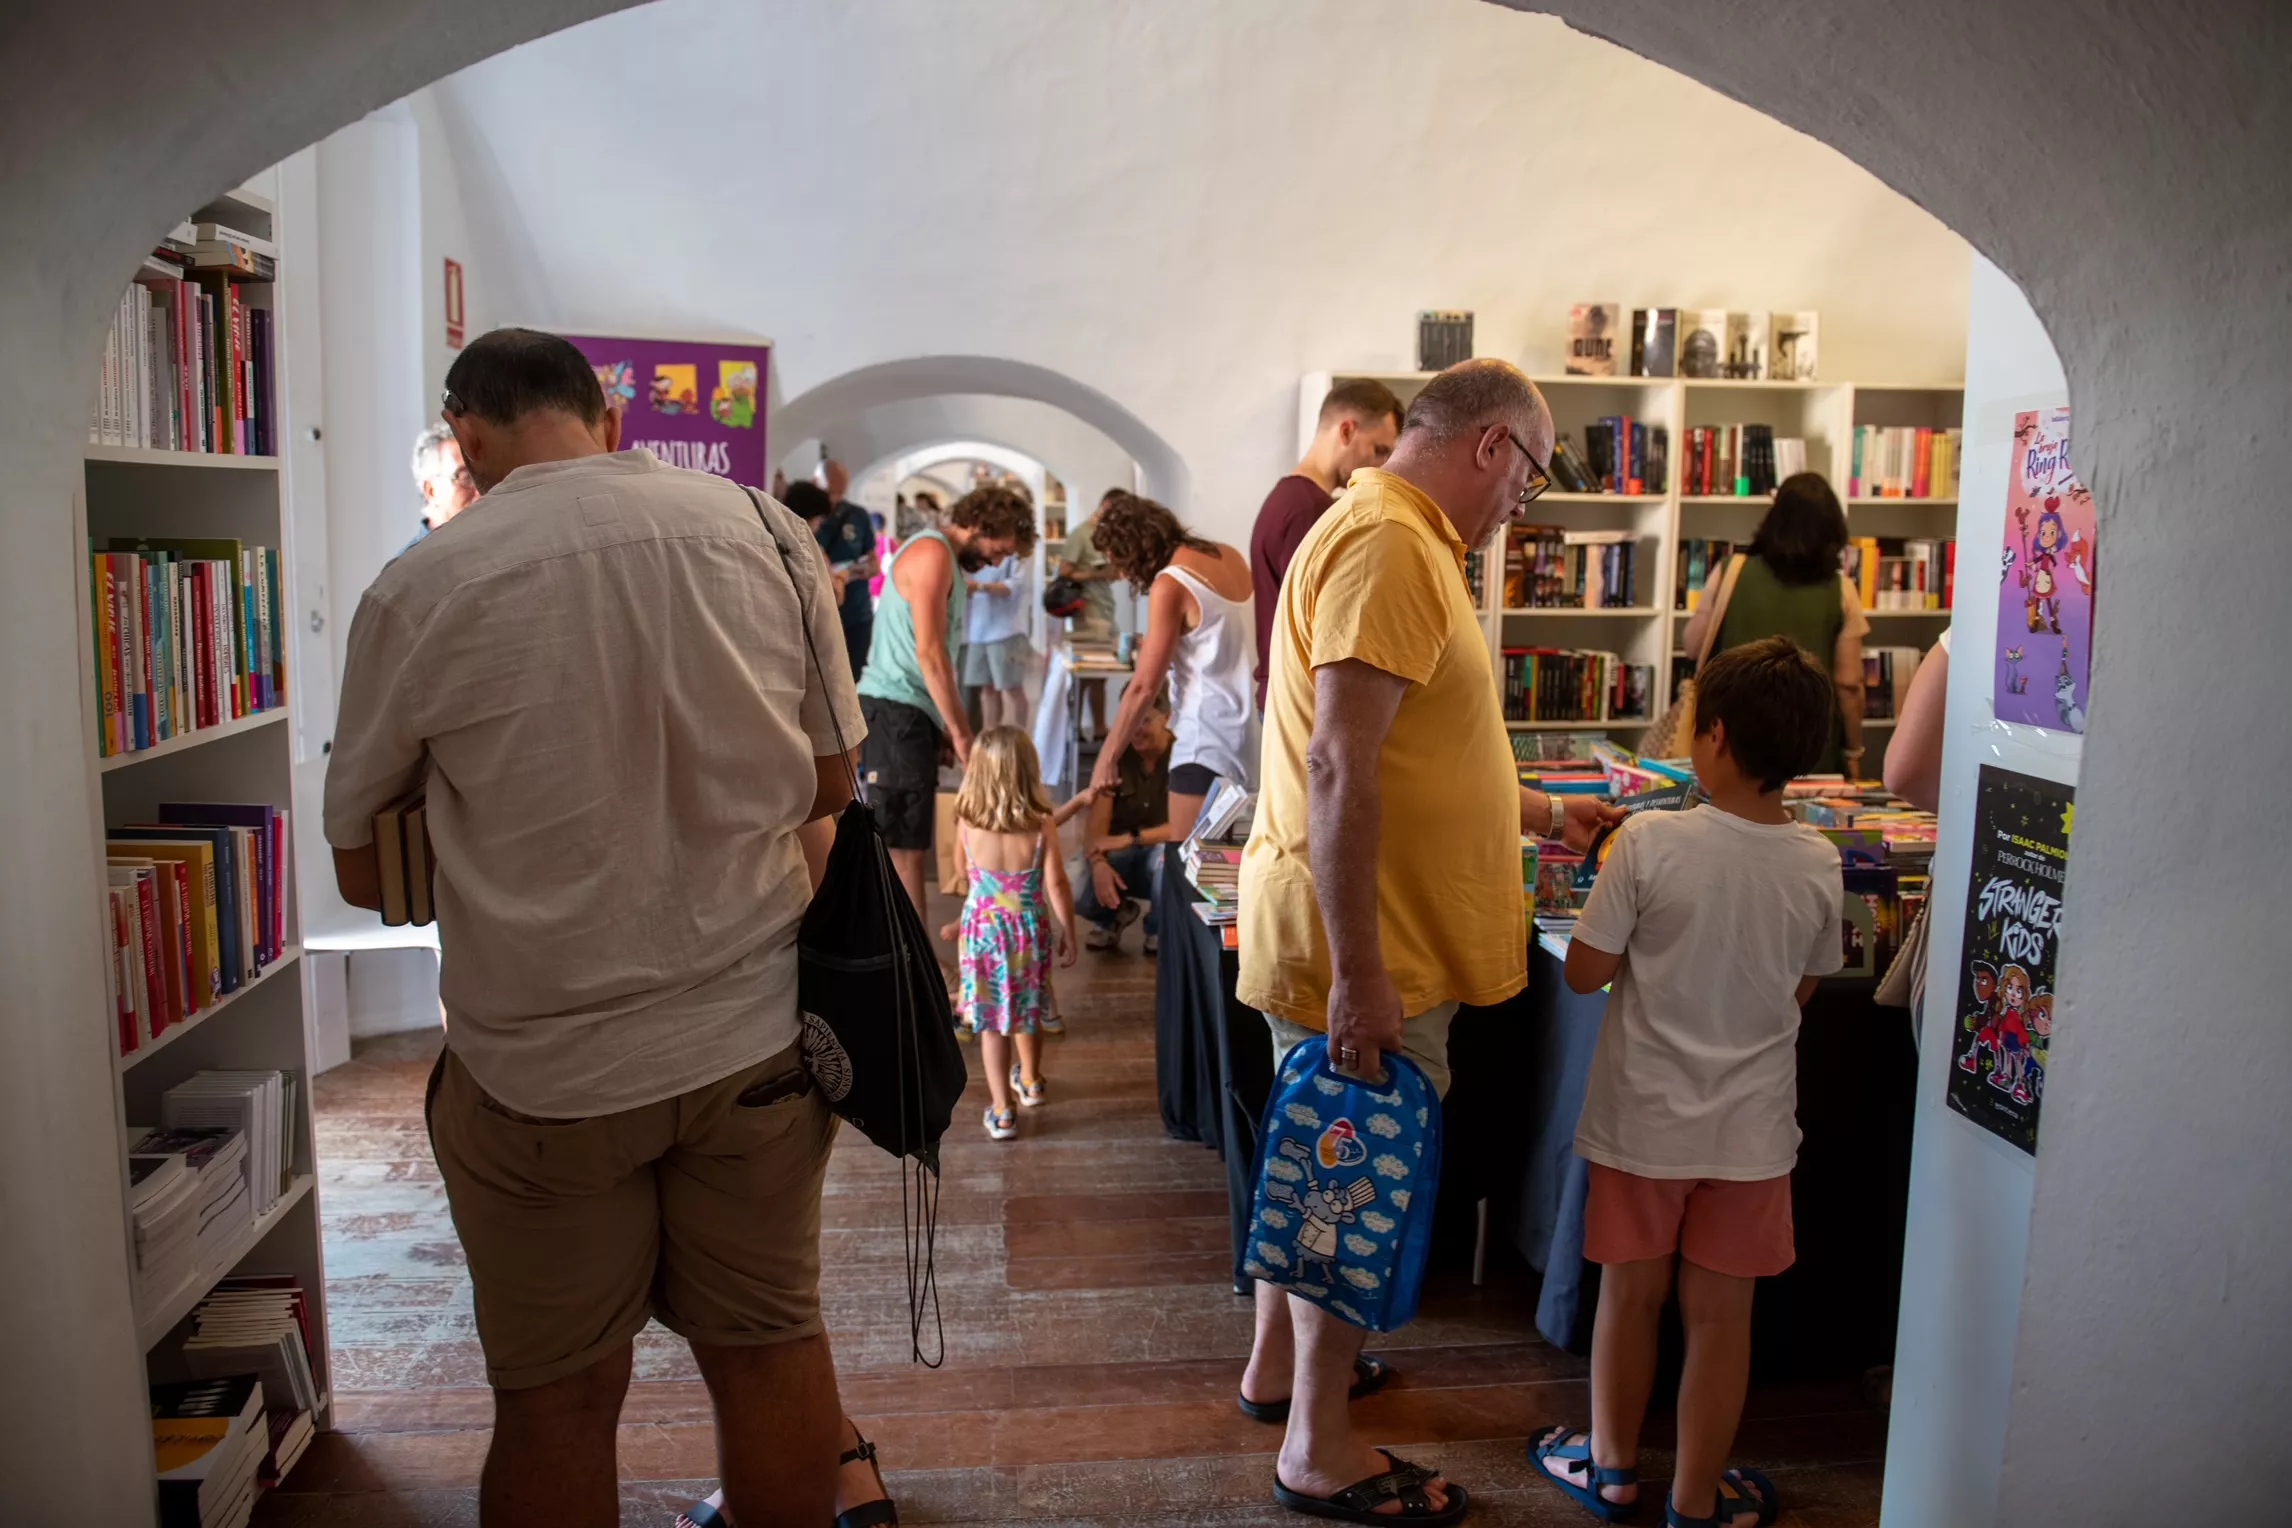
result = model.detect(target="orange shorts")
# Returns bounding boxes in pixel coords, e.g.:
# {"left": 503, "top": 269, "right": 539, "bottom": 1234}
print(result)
{"left": 1583, "top": 1163, "right": 1795, "bottom": 1278}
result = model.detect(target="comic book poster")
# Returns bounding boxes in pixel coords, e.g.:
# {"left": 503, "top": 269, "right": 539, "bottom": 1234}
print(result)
{"left": 1946, "top": 766, "right": 2074, "bottom": 1153}
{"left": 1994, "top": 406, "right": 2096, "bottom": 732}
{"left": 560, "top": 334, "right": 772, "bottom": 487}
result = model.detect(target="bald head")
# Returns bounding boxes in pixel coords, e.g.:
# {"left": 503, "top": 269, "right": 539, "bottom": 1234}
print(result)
{"left": 1383, "top": 359, "right": 1553, "bottom": 551}
{"left": 822, "top": 459, "right": 851, "bottom": 500}
{"left": 1400, "top": 359, "right": 1550, "bottom": 451}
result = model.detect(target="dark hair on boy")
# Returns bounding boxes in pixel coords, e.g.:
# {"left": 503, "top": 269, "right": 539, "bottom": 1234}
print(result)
{"left": 945, "top": 483, "right": 1038, "bottom": 556}
{"left": 1093, "top": 491, "right": 1218, "bottom": 584}
{"left": 781, "top": 481, "right": 832, "bottom": 522}
{"left": 1318, "top": 377, "right": 1405, "bottom": 431}
{"left": 1748, "top": 472, "right": 1849, "bottom": 585}
{"left": 442, "top": 327, "right": 608, "bottom": 426}
{"left": 1694, "top": 635, "right": 1836, "bottom": 791}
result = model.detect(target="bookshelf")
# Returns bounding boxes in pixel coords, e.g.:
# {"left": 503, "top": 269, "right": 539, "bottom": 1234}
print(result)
{"left": 1299, "top": 370, "right": 1965, "bottom": 776}
{"left": 72, "top": 187, "right": 332, "bottom": 1466}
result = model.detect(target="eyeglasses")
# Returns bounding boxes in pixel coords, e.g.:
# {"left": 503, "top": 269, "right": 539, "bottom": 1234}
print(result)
{"left": 440, "top": 391, "right": 465, "bottom": 417}
{"left": 1505, "top": 429, "right": 1553, "bottom": 509}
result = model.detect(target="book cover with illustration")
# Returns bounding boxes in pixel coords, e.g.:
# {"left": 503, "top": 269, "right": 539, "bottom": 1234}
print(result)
{"left": 1723, "top": 312, "right": 1769, "bottom": 380}
{"left": 1566, "top": 303, "right": 1621, "bottom": 375}
{"left": 1945, "top": 766, "right": 2073, "bottom": 1154}
{"left": 1770, "top": 311, "right": 1819, "bottom": 380}
{"left": 563, "top": 334, "right": 772, "bottom": 485}
{"left": 1678, "top": 309, "right": 1729, "bottom": 378}
{"left": 1630, "top": 308, "right": 1677, "bottom": 377}
{"left": 1993, "top": 406, "right": 2096, "bottom": 733}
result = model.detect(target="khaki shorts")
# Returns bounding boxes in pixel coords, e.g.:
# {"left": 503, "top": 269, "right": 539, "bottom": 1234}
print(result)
{"left": 1264, "top": 1002, "right": 1459, "bottom": 1100}
{"left": 426, "top": 1042, "right": 838, "bottom": 1390}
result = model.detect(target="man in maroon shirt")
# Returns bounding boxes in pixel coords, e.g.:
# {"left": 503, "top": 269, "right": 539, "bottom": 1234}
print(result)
{"left": 1249, "top": 378, "right": 1405, "bottom": 708}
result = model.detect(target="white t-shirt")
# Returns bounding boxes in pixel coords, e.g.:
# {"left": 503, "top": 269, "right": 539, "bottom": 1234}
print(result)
{"left": 1570, "top": 806, "right": 1846, "bottom": 1180}
{"left": 966, "top": 554, "right": 1028, "bottom": 645}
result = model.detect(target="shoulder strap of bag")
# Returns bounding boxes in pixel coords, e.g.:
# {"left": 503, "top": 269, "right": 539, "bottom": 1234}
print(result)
{"left": 744, "top": 486, "right": 864, "bottom": 797}
{"left": 1694, "top": 554, "right": 1749, "bottom": 675}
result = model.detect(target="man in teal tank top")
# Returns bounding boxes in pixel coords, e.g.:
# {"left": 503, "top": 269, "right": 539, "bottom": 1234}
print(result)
{"left": 856, "top": 484, "right": 1037, "bottom": 926}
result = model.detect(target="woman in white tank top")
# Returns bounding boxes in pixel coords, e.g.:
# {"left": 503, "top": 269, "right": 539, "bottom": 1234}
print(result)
{"left": 1088, "top": 493, "right": 1260, "bottom": 839}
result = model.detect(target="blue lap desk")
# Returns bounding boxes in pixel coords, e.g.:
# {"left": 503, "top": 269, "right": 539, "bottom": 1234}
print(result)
{"left": 1241, "top": 1036, "right": 1441, "bottom": 1332}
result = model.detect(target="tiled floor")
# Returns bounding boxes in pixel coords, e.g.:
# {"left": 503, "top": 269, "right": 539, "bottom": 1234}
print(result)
{"left": 259, "top": 921, "right": 1888, "bottom": 1525}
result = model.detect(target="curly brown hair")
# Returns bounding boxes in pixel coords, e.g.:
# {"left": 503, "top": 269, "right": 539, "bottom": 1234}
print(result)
{"left": 1092, "top": 492, "right": 1217, "bottom": 584}
{"left": 944, "top": 484, "right": 1038, "bottom": 556}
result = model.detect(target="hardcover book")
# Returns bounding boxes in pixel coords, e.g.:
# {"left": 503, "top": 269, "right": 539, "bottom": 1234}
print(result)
{"left": 1630, "top": 307, "right": 1677, "bottom": 377}
{"left": 1771, "top": 310, "right": 1820, "bottom": 380}
{"left": 1565, "top": 303, "right": 1621, "bottom": 375}
{"left": 1678, "top": 309, "right": 1730, "bottom": 378}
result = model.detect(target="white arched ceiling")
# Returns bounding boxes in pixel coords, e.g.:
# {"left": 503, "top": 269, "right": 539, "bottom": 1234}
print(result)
{"left": 782, "top": 393, "right": 1141, "bottom": 517}
{"left": 5, "top": 2, "right": 2289, "bottom": 1523}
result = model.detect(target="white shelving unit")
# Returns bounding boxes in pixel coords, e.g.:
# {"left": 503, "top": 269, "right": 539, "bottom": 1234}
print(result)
{"left": 73, "top": 188, "right": 332, "bottom": 1455}
{"left": 1299, "top": 369, "right": 1964, "bottom": 774}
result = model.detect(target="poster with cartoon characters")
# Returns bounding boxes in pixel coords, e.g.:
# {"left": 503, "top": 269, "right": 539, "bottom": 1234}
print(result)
{"left": 1994, "top": 406, "right": 2096, "bottom": 732}
{"left": 1946, "top": 766, "right": 2074, "bottom": 1153}
{"left": 561, "top": 333, "right": 771, "bottom": 486}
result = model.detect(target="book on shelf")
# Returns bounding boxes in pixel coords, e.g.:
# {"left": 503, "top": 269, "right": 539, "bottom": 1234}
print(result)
{"left": 371, "top": 787, "right": 436, "bottom": 928}
{"left": 1861, "top": 646, "right": 1929, "bottom": 720}
{"left": 132, "top": 1126, "right": 253, "bottom": 1281}
{"left": 1723, "top": 312, "right": 1770, "bottom": 380}
{"left": 90, "top": 247, "right": 277, "bottom": 455}
{"left": 1674, "top": 539, "right": 1739, "bottom": 610}
{"left": 1546, "top": 433, "right": 1605, "bottom": 494}
{"left": 1499, "top": 647, "right": 1652, "bottom": 723}
{"left": 180, "top": 1277, "right": 321, "bottom": 1421}
{"left": 1503, "top": 526, "right": 1642, "bottom": 608}
{"left": 1416, "top": 311, "right": 1473, "bottom": 372}
{"left": 129, "top": 1150, "right": 205, "bottom": 1317}
{"left": 1580, "top": 417, "right": 1667, "bottom": 495}
{"left": 1771, "top": 311, "right": 1820, "bottom": 381}
{"left": 1848, "top": 424, "right": 1961, "bottom": 498}
{"left": 1678, "top": 309, "right": 1730, "bottom": 379}
{"left": 90, "top": 539, "right": 287, "bottom": 759}
{"left": 1845, "top": 536, "right": 1956, "bottom": 610}
{"left": 1565, "top": 303, "right": 1621, "bottom": 375}
{"left": 160, "top": 1071, "right": 297, "bottom": 1217}
{"left": 1682, "top": 425, "right": 1792, "bottom": 496}
{"left": 1183, "top": 778, "right": 1256, "bottom": 849}
{"left": 1629, "top": 308, "right": 1677, "bottom": 377}
{"left": 1510, "top": 730, "right": 1613, "bottom": 765}
{"left": 151, "top": 1374, "right": 267, "bottom": 1528}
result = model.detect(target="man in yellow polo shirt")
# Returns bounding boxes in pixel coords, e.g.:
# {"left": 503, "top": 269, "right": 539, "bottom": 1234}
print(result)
{"left": 1236, "top": 359, "right": 1622, "bottom": 1523}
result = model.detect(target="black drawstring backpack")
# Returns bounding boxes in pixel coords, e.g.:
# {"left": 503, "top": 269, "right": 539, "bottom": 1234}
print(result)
{"left": 749, "top": 489, "right": 968, "bottom": 1364}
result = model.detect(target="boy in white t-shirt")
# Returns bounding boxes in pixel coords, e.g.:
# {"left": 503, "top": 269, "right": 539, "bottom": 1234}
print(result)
{"left": 1532, "top": 636, "right": 1846, "bottom": 1528}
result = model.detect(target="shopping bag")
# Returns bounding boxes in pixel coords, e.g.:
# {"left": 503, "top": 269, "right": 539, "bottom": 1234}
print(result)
{"left": 1241, "top": 1035, "right": 1441, "bottom": 1332}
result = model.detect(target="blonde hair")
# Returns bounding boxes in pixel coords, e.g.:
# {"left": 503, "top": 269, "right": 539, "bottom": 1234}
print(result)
{"left": 954, "top": 726, "right": 1055, "bottom": 834}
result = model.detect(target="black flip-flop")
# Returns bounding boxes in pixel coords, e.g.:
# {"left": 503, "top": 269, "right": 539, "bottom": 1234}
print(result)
{"left": 678, "top": 1429, "right": 899, "bottom": 1528}
{"left": 1237, "top": 1353, "right": 1391, "bottom": 1424}
{"left": 1273, "top": 1449, "right": 1467, "bottom": 1525}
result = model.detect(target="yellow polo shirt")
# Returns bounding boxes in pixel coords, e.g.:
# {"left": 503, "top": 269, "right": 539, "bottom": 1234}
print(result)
{"left": 1237, "top": 469, "right": 1526, "bottom": 1026}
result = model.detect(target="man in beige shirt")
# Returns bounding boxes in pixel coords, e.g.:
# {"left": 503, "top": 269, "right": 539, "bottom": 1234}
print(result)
{"left": 325, "top": 328, "right": 868, "bottom": 1528}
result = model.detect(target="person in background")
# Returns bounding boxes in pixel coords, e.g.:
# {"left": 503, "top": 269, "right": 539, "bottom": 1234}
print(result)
{"left": 1679, "top": 472, "right": 1869, "bottom": 776}
{"left": 403, "top": 421, "right": 480, "bottom": 553}
{"left": 816, "top": 460, "right": 879, "bottom": 680}
{"left": 856, "top": 483, "right": 1036, "bottom": 938}
{"left": 1237, "top": 360, "right": 1621, "bottom": 1525}
{"left": 869, "top": 510, "right": 892, "bottom": 600}
{"left": 1077, "top": 695, "right": 1174, "bottom": 954}
{"left": 1058, "top": 487, "right": 1124, "bottom": 739}
{"left": 964, "top": 548, "right": 1032, "bottom": 730}
{"left": 1537, "top": 637, "right": 1845, "bottom": 1528}
{"left": 1882, "top": 628, "right": 1950, "bottom": 810}
{"left": 1088, "top": 494, "right": 1256, "bottom": 842}
{"left": 771, "top": 468, "right": 789, "bottom": 500}
{"left": 1249, "top": 379, "right": 1405, "bottom": 710}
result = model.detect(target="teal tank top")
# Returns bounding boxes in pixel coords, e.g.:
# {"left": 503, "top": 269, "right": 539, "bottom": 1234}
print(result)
{"left": 856, "top": 528, "right": 968, "bottom": 729}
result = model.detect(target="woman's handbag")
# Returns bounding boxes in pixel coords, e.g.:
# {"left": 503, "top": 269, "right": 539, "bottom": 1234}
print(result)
{"left": 1241, "top": 1036, "right": 1441, "bottom": 1333}
{"left": 1639, "top": 553, "right": 1747, "bottom": 757}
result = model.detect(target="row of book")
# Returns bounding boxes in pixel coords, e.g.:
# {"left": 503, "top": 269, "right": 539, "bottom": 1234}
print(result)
{"left": 1500, "top": 648, "right": 1653, "bottom": 724}
{"left": 90, "top": 219, "right": 279, "bottom": 456}
{"left": 1548, "top": 419, "right": 1669, "bottom": 496}
{"left": 92, "top": 538, "right": 288, "bottom": 758}
{"left": 1847, "top": 425, "right": 1960, "bottom": 499}
{"left": 1180, "top": 780, "right": 1255, "bottom": 947}
{"left": 151, "top": 1355, "right": 316, "bottom": 1528}
{"left": 1846, "top": 536, "right": 1955, "bottom": 610}
{"left": 159, "top": 1070, "right": 301, "bottom": 1220}
{"left": 1682, "top": 424, "right": 1805, "bottom": 497}
{"left": 1504, "top": 528, "right": 1642, "bottom": 609}
{"left": 1673, "top": 539, "right": 1738, "bottom": 610}
{"left": 1567, "top": 306, "right": 1820, "bottom": 382}
{"left": 107, "top": 802, "right": 291, "bottom": 1057}
{"left": 1861, "top": 645, "right": 1930, "bottom": 720}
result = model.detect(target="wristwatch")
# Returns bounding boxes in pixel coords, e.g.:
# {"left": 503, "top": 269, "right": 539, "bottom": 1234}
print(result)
{"left": 1546, "top": 791, "right": 1566, "bottom": 841}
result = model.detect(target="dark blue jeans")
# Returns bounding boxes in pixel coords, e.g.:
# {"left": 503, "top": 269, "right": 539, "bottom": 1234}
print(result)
{"left": 1076, "top": 843, "right": 1162, "bottom": 937}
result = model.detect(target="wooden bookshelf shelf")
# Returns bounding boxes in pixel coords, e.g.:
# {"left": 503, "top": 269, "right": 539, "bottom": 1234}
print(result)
{"left": 117, "top": 945, "right": 304, "bottom": 1076}
{"left": 84, "top": 445, "right": 281, "bottom": 472}
{"left": 1501, "top": 606, "right": 1661, "bottom": 618}
{"left": 97, "top": 707, "right": 289, "bottom": 774}
{"left": 137, "top": 1172, "right": 314, "bottom": 1351}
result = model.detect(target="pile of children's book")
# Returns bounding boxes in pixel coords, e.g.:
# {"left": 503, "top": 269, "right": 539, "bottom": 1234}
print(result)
{"left": 106, "top": 801, "right": 291, "bottom": 1059}
{"left": 1180, "top": 781, "right": 1255, "bottom": 947}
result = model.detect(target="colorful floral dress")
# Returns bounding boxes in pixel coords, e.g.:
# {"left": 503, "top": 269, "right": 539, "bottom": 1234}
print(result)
{"left": 959, "top": 843, "right": 1053, "bottom": 1036}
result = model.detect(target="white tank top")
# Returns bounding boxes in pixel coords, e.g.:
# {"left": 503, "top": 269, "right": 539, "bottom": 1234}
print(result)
{"left": 1158, "top": 564, "right": 1260, "bottom": 790}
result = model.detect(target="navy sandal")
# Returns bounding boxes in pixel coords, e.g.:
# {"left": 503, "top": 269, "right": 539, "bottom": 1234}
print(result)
{"left": 1530, "top": 1424, "right": 1639, "bottom": 1522}
{"left": 676, "top": 1429, "right": 900, "bottom": 1528}
{"left": 1237, "top": 1353, "right": 1391, "bottom": 1424}
{"left": 1664, "top": 1467, "right": 1778, "bottom": 1528}
{"left": 1273, "top": 1449, "right": 1467, "bottom": 1524}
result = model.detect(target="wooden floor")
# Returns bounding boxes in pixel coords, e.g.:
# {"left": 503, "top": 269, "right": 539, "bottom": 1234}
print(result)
{"left": 257, "top": 922, "right": 1887, "bottom": 1526}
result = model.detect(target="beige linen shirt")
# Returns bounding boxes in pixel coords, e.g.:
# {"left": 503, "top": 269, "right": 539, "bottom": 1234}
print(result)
{"left": 323, "top": 450, "right": 864, "bottom": 1116}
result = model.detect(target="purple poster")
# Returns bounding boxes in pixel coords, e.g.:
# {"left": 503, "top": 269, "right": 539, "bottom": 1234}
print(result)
{"left": 562, "top": 333, "right": 772, "bottom": 488}
{"left": 1993, "top": 406, "right": 2096, "bottom": 732}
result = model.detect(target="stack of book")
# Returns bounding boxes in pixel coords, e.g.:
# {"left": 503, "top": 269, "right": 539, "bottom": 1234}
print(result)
{"left": 1180, "top": 781, "right": 1256, "bottom": 944}
{"left": 1673, "top": 539, "right": 1740, "bottom": 609}
{"left": 128, "top": 1152, "right": 204, "bottom": 1316}
{"left": 1499, "top": 648, "right": 1652, "bottom": 723}
{"left": 1505, "top": 528, "right": 1642, "bottom": 608}
{"left": 163, "top": 1073, "right": 297, "bottom": 1217}
{"left": 133, "top": 1127, "right": 252, "bottom": 1275}
{"left": 90, "top": 537, "right": 287, "bottom": 759}
{"left": 90, "top": 219, "right": 278, "bottom": 456}
{"left": 1556, "top": 418, "right": 1666, "bottom": 495}
{"left": 1846, "top": 537, "right": 1955, "bottom": 610}
{"left": 106, "top": 802, "right": 292, "bottom": 1058}
{"left": 1848, "top": 425, "right": 1961, "bottom": 498}
{"left": 1682, "top": 425, "right": 1795, "bottom": 496}
{"left": 151, "top": 1375, "right": 268, "bottom": 1528}
{"left": 1511, "top": 731, "right": 1613, "bottom": 767}
{"left": 180, "top": 1276, "right": 321, "bottom": 1484}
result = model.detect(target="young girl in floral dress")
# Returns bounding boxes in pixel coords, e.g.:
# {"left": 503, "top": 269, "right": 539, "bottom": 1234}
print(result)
{"left": 952, "top": 727, "right": 1079, "bottom": 1139}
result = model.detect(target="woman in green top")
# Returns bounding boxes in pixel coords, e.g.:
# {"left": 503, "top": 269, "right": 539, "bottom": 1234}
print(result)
{"left": 1681, "top": 473, "right": 1870, "bottom": 775}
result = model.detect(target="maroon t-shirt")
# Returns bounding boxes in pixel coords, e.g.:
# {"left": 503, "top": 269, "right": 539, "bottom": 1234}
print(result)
{"left": 1249, "top": 473, "right": 1338, "bottom": 709}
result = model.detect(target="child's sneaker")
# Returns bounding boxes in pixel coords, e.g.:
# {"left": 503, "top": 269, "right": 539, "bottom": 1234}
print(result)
{"left": 1144, "top": 933, "right": 1159, "bottom": 956}
{"left": 984, "top": 1105, "right": 1017, "bottom": 1140}
{"left": 1008, "top": 1066, "right": 1047, "bottom": 1107}
{"left": 1039, "top": 1013, "right": 1066, "bottom": 1035}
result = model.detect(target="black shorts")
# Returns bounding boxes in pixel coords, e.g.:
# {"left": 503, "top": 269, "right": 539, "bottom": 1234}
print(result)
{"left": 1168, "top": 762, "right": 1220, "bottom": 797}
{"left": 859, "top": 695, "right": 942, "bottom": 851}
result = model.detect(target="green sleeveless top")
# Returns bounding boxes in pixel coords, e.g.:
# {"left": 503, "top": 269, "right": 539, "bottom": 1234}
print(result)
{"left": 1713, "top": 555, "right": 1848, "bottom": 773}
{"left": 856, "top": 528, "right": 968, "bottom": 729}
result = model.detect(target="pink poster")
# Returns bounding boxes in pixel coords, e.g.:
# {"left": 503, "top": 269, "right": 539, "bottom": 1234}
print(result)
{"left": 1994, "top": 407, "right": 2096, "bottom": 733}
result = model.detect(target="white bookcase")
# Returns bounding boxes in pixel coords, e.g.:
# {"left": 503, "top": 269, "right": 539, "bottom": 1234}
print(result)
{"left": 73, "top": 187, "right": 332, "bottom": 1446}
{"left": 1299, "top": 370, "right": 1964, "bottom": 777}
